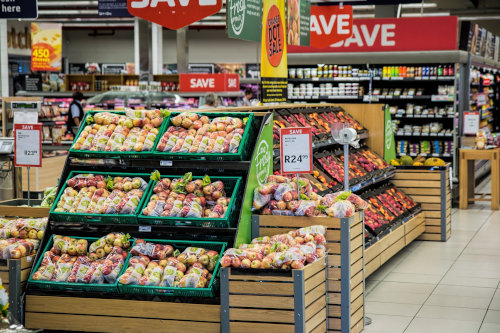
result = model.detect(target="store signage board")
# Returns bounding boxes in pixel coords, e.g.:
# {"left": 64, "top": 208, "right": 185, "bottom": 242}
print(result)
{"left": 476, "top": 93, "right": 488, "bottom": 106}
{"left": 99, "top": 0, "right": 132, "bottom": 17}
{"left": 310, "top": 5, "right": 353, "bottom": 49}
{"left": 189, "top": 64, "right": 214, "bottom": 74}
{"left": 289, "top": 16, "right": 458, "bottom": 53}
{"left": 31, "top": 23, "right": 62, "bottom": 72}
{"left": 383, "top": 104, "right": 396, "bottom": 162}
{"left": 14, "top": 124, "right": 42, "bottom": 168}
{"left": 286, "top": 0, "right": 310, "bottom": 46}
{"left": 0, "top": 0, "right": 37, "bottom": 19}
{"left": 226, "top": 0, "right": 262, "bottom": 42}
{"left": 280, "top": 127, "right": 312, "bottom": 175}
{"left": 260, "top": 0, "right": 287, "bottom": 103}
{"left": 245, "top": 63, "right": 260, "bottom": 78}
{"left": 179, "top": 74, "right": 240, "bottom": 92}
{"left": 127, "top": 0, "right": 222, "bottom": 30}
{"left": 102, "top": 64, "right": 126, "bottom": 74}
{"left": 463, "top": 111, "right": 480, "bottom": 135}
{"left": 24, "top": 74, "right": 42, "bottom": 92}
{"left": 12, "top": 102, "right": 40, "bottom": 125}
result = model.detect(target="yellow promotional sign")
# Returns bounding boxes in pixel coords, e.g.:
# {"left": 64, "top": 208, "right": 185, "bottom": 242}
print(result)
{"left": 260, "top": 0, "right": 287, "bottom": 103}
{"left": 31, "top": 23, "right": 62, "bottom": 72}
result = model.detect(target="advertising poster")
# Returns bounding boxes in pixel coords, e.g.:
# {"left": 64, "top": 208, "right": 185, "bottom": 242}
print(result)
{"left": 31, "top": 23, "right": 62, "bottom": 72}
{"left": 260, "top": 0, "right": 287, "bottom": 103}
{"left": 286, "top": 0, "right": 310, "bottom": 46}
{"left": 226, "top": 0, "right": 262, "bottom": 42}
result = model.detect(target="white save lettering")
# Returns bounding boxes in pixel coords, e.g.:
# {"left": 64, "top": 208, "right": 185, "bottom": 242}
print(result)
{"left": 310, "top": 14, "right": 351, "bottom": 35}
{"left": 227, "top": 78, "right": 237, "bottom": 88}
{"left": 330, "top": 23, "right": 396, "bottom": 48}
{"left": 131, "top": 0, "right": 216, "bottom": 8}
{"left": 190, "top": 78, "right": 215, "bottom": 88}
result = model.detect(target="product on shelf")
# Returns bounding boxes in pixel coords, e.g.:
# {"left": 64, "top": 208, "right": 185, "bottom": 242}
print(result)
{"left": 118, "top": 240, "right": 219, "bottom": 288}
{"left": 142, "top": 172, "right": 232, "bottom": 219}
{"left": 0, "top": 217, "right": 47, "bottom": 259}
{"left": 53, "top": 173, "right": 148, "bottom": 215}
{"left": 41, "top": 187, "right": 58, "bottom": 208}
{"left": 71, "top": 110, "right": 166, "bottom": 152}
{"left": 220, "top": 225, "right": 326, "bottom": 270}
{"left": 156, "top": 112, "right": 248, "bottom": 154}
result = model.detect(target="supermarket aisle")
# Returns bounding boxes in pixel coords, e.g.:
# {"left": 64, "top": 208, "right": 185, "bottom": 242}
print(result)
{"left": 364, "top": 178, "right": 500, "bottom": 333}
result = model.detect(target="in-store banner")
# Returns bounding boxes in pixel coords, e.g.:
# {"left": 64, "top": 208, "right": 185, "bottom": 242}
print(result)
{"left": 99, "top": 0, "right": 132, "bottom": 17}
{"left": 286, "top": 0, "right": 310, "bottom": 46}
{"left": 260, "top": 0, "right": 287, "bottom": 103}
{"left": 289, "top": 16, "right": 458, "bottom": 53}
{"left": 127, "top": 0, "right": 222, "bottom": 30}
{"left": 226, "top": 0, "right": 262, "bottom": 42}
{"left": 0, "top": 0, "right": 37, "bottom": 19}
{"left": 310, "top": 5, "right": 352, "bottom": 49}
{"left": 384, "top": 105, "right": 396, "bottom": 163}
{"left": 179, "top": 74, "right": 240, "bottom": 92}
{"left": 30, "top": 23, "right": 62, "bottom": 72}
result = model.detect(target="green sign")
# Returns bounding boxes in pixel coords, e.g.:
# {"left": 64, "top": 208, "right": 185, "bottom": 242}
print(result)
{"left": 227, "top": 0, "right": 262, "bottom": 42}
{"left": 235, "top": 113, "right": 273, "bottom": 247}
{"left": 287, "top": 0, "right": 310, "bottom": 46}
{"left": 384, "top": 104, "right": 396, "bottom": 162}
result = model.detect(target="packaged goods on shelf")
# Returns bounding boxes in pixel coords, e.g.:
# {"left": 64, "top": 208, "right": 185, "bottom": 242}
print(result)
{"left": 0, "top": 218, "right": 47, "bottom": 259}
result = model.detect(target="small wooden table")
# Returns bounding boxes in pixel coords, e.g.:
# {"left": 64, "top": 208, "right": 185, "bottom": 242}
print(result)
{"left": 459, "top": 148, "right": 500, "bottom": 210}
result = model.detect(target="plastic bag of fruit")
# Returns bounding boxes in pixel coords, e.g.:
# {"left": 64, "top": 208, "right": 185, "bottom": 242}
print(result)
{"left": 160, "top": 265, "right": 178, "bottom": 287}
{"left": 326, "top": 200, "right": 355, "bottom": 218}
{"left": 179, "top": 268, "right": 205, "bottom": 288}
{"left": 273, "top": 183, "right": 297, "bottom": 202}
{"left": 252, "top": 187, "right": 271, "bottom": 210}
{"left": 118, "top": 258, "right": 147, "bottom": 285}
{"left": 294, "top": 200, "right": 318, "bottom": 217}
{"left": 180, "top": 200, "right": 203, "bottom": 218}
{"left": 102, "top": 247, "right": 126, "bottom": 283}
{"left": 89, "top": 233, "right": 130, "bottom": 253}
{"left": 142, "top": 200, "right": 165, "bottom": 216}
{"left": 54, "top": 254, "right": 75, "bottom": 282}
{"left": 139, "top": 261, "right": 163, "bottom": 286}
{"left": 118, "top": 190, "right": 143, "bottom": 215}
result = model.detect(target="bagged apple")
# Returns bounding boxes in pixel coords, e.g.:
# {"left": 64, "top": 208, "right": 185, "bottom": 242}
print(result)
{"left": 55, "top": 255, "right": 76, "bottom": 282}
{"left": 67, "top": 256, "right": 92, "bottom": 283}
{"left": 326, "top": 200, "right": 355, "bottom": 218}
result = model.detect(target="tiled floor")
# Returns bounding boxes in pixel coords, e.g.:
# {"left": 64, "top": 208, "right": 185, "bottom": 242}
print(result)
{"left": 364, "top": 178, "right": 500, "bottom": 333}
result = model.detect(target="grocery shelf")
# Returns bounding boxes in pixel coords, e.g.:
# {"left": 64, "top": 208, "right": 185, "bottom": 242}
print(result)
{"left": 393, "top": 114, "right": 455, "bottom": 119}
{"left": 288, "top": 95, "right": 362, "bottom": 100}
{"left": 397, "top": 152, "right": 452, "bottom": 158}
{"left": 372, "top": 76, "right": 455, "bottom": 81}
{"left": 349, "top": 169, "right": 396, "bottom": 192}
{"left": 17, "top": 91, "right": 101, "bottom": 97}
{"left": 288, "top": 77, "right": 370, "bottom": 82}
{"left": 394, "top": 132, "right": 454, "bottom": 137}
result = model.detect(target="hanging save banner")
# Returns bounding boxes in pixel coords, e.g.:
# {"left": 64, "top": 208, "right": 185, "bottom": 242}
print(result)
{"left": 310, "top": 5, "right": 353, "bottom": 49}
{"left": 286, "top": 0, "right": 310, "bottom": 46}
{"left": 226, "top": 0, "right": 262, "bottom": 42}
{"left": 260, "top": 0, "right": 287, "bottom": 103}
{"left": 30, "top": 23, "right": 62, "bottom": 72}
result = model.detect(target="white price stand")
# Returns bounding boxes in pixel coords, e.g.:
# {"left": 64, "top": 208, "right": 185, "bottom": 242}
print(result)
{"left": 463, "top": 111, "right": 480, "bottom": 135}
{"left": 14, "top": 124, "right": 42, "bottom": 205}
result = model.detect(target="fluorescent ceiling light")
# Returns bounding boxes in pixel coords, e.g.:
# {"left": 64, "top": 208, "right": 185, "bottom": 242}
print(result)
{"left": 402, "top": 12, "right": 450, "bottom": 17}
{"left": 401, "top": 3, "right": 437, "bottom": 8}
{"left": 353, "top": 14, "right": 375, "bottom": 18}
{"left": 459, "top": 16, "right": 500, "bottom": 20}
{"left": 38, "top": 1, "right": 98, "bottom": 7}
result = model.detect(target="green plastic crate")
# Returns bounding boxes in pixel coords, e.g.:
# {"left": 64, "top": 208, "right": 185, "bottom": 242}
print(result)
{"left": 118, "top": 239, "right": 226, "bottom": 298}
{"left": 69, "top": 110, "right": 169, "bottom": 159}
{"left": 137, "top": 175, "right": 241, "bottom": 228}
{"left": 28, "top": 236, "right": 132, "bottom": 293}
{"left": 50, "top": 171, "right": 152, "bottom": 224}
{"left": 153, "top": 112, "right": 254, "bottom": 161}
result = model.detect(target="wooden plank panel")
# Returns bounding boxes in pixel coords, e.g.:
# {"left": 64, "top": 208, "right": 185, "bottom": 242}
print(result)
{"left": 381, "top": 238, "right": 405, "bottom": 265}
{"left": 351, "top": 258, "right": 363, "bottom": 278}
{"left": 305, "top": 309, "right": 327, "bottom": 333}
{"left": 327, "top": 279, "right": 340, "bottom": 292}
{"left": 404, "top": 213, "right": 424, "bottom": 233}
{"left": 230, "top": 295, "right": 294, "bottom": 310}
{"left": 411, "top": 195, "right": 441, "bottom": 203}
{"left": 402, "top": 188, "right": 441, "bottom": 195}
{"left": 230, "top": 321, "right": 294, "bottom": 333}
{"left": 425, "top": 211, "right": 443, "bottom": 218}
{"left": 350, "top": 222, "right": 363, "bottom": 239}
{"left": 229, "top": 273, "right": 293, "bottom": 282}
{"left": 25, "top": 313, "right": 220, "bottom": 333}
{"left": 328, "top": 254, "right": 340, "bottom": 267}
{"left": 328, "top": 305, "right": 340, "bottom": 318}
{"left": 305, "top": 269, "right": 326, "bottom": 294}
{"left": 365, "top": 255, "right": 381, "bottom": 278}
{"left": 406, "top": 223, "right": 425, "bottom": 245}
{"left": 328, "top": 267, "right": 340, "bottom": 279}
{"left": 351, "top": 270, "right": 363, "bottom": 288}
{"left": 0, "top": 205, "right": 49, "bottom": 218}
{"left": 365, "top": 241, "right": 381, "bottom": 263}
{"left": 351, "top": 245, "right": 363, "bottom": 263}
{"left": 328, "top": 317, "right": 341, "bottom": 330}
{"left": 393, "top": 172, "right": 441, "bottom": 180}
{"left": 0, "top": 272, "right": 9, "bottom": 284}
{"left": 310, "top": 320, "right": 327, "bottom": 333}
{"left": 351, "top": 282, "right": 363, "bottom": 303}
{"left": 305, "top": 283, "right": 326, "bottom": 307}
{"left": 328, "top": 292, "right": 341, "bottom": 305}
{"left": 350, "top": 235, "right": 363, "bottom": 252}
{"left": 304, "top": 257, "right": 326, "bottom": 280}
{"left": 257, "top": 215, "right": 341, "bottom": 229}
{"left": 418, "top": 233, "right": 442, "bottom": 241}
{"left": 305, "top": 295, "right": 327, "bottom": 322}
{"left": 351, "top": 294, "right": 364, "bottom": 314}
{"left": 351, "top": 306, "right": 364, "bottom": 329}
{"left": 392, "top": 180, "right": 441, "bottom": 188}
{"left": 422, "top": 203, "right": 441, "bottom": 210}
{"left": 379, "top": 225, "right": 405, "bottom": 252}
{"left": 425, "top": 226, "right": 443, "bottom": 234}
{"left": 425, "top": 218, "right": 442, "bottom": 226}
{"left": 229, "top": 281, "right": 293, "bottom": 296}
{"left": 327, "top": 242, "right": 341, "bottom": 254}
{"left": 229, "top": 308, "right": 294, "bottom": 323}
{"left": 351, "top": 318, "right": 364, "bottom": 333}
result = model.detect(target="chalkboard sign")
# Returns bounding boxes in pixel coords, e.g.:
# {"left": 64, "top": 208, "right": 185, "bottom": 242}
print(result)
{"left": 69, "top": 63, "right": 86, "bottom": 74}
{"left": 24, "top": 74, "right": 42, "bottom": 91}
{"left": 102, "top": 63, "right": 126, "bottom": 74}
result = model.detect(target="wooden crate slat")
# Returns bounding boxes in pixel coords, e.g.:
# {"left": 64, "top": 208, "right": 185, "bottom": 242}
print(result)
{"left": 351, "top": 281, "right": 363, "bottom": 303}
{"left": 425, "top": 218, "right": 442, "bottom": 226}
{"left": 229, "top": 272, "right": 293, "bottom": 282}
{"left": 425, "top": 225, "right": 444, "bottom": 234}
{"left": 305, "top": 283, "right": 326, "bottom": 307}
{"left": 410, "top": 195, "right": 441, "bottom": 203}
{"left": 257, "top": 215, "right": 341, "bottom": 228}
{"left": 328, "top": 267, "right": 340, "bottom": 279}
{"left": 229, "top": 308, "right": 294, "bottom": 324}
{"left": 230, "top": 321, "right": 294, "bottom": 333}
{"left": 365, "top": 241, "right": 381, "bottom": 263}
{"left": 425, "top": 210, "right": 443, "bottom": 218}
{"left": 401, "top": 188, "right": 442, "bottom": 195}
{"left": 378, "top": 225, "right": 405, "bottom": 252}
{"left": 351, "top": 270, "right": 363, "bottom": 288}
{"left": 392, "top": 180, "right": 441, "bottom": 188}
{"left": 351, "top": 306, "right": 364, "bottom": 329}
{"left": 327, "top": 242, "right": 341, "bottom": 254}
{"left": 309, "top": 320, "right": 327, "bottom": 333}
{"left": 305, "top": 295, "right": 327, "bottom": 321}
{"left": 0, "top": 205, "right": 49, "bottom": 218}
{"left": 406, "top": 223, "right": 425, "bottom": 245}
{"left": 328, "top": 291, "right": 341, "bottom": 305}
{"left": 365, "top": 255, "right": 381, "bottom": 278}
{"left": 0, "top": 272, "right": 8, "bottom": 283}
{"left": 25, "top": 312, "right": 220, "bottom": 333}
{"left": 229, "top": 281, "right": 293, "bottom": 296}
{"left": 304, "top": 257, "right": 326, "bottom": 280}
{"left": 328, "top": 317, "right": 341, "bottom": 330}
{"left": 305, "top": 269, "right": 326, "bottom": 293}
{"left": 351, "top": 318, "right": 364, "bottom": 333}
{"left": 351, "top": 294, "right": 363, "bottom": 315}
{"left": 422, "top": 203, "right": 441, "bottom": 210}
{"left": 418, "top": 233, "right": 443, "bottom": 241}
{"left": 381, "top": 237, "right": 405, "bottom": 264}
{"left": 393, "top": 172, "right": 441, "bottom": 180}
{"left": 229, "top": 295, "right": 294, "bottom": 310}
{"left": 350, "top": 223, "right": 363, "bottom": 240}
{"left": 351, "top": 246, "right": 363, "bottom": 264}
{"left": 305, "top": 308, "right": 327, "bottom": 333}
{"left": 404, "top": 213, "right": 424, "bottom": 233}
{"left": 327, "top": 279, "right": 340, "bottom": 292}
{"left": 351, "top": 258, "right": 363, "bottom": 278}
{"left": 328, "top": 254, "right": 340, "bottom": 267}
{"left": 328, "top": 304, "right": 340, "bottom": 318}
{"left": 350, "top": 234, "right": 363, "bottom": 252}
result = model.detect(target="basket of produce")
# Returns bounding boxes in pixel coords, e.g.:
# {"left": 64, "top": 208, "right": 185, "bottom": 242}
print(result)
{"left": 0, "top": 217, "right": 47, "bottom": 259}
{"left": 28, "top": 233, "right": 132, "bottom": 293}
{"left": 138, "top": 171, "right": 241, "bottom": 228}
{"left": 118, "top": 239, "right": 226, "bottom": 298}
{"left": 153, "top": 111, "right": 254, "bottom": 160}
{"left": 69, "top": 109, "right": 169, "bottom": 158}
{"left": 50, "top": 172, "right": 151, "bottom": 224}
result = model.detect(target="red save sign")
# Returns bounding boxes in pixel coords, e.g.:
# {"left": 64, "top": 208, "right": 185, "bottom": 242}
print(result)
{"left": 280, "top": 127, "right": 313, "bottom": 175}
{"left": 179, "top": 74, "right": 240, "bottom": 92}
{"left": 14, "top": 124, "right": 42, "bottom": 168}
{"left": 127, "top": 0, "right": 222, "bottom": 30}
{"left": 310, "top": 5, "right": 353, "bottom": 49}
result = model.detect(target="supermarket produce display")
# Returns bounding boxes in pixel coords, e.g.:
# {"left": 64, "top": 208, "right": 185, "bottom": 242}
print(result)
{"left": 0, "top": 218, "right": 47, "bottom": 259}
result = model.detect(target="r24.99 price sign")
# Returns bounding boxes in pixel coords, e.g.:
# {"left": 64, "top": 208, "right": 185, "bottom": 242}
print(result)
{"left": 280, "top": 127, "right": 312, "bottom": 175}
{"left": 14, "top": 124, "right": 42, "bottom": 167}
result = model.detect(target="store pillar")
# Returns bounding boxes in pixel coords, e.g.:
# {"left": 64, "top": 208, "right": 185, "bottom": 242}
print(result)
{"left": 0, "top": 20, "right": 8, "bottom": 96}
{"left": 177, "top": 27, "right": 189, "bottom": 74}
{"left": 152, "top": 23, "right": 163, "bottom": 75}
{"left": 134, "top": 18, "right": 153, "bottom": 81}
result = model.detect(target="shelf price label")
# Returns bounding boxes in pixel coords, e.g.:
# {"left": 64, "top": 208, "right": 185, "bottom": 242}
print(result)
{"left": 280, "top": 127, "right": 312, "bottom": 175}
{"left": 14, "top": 124, "right": 42, "bottom": 167}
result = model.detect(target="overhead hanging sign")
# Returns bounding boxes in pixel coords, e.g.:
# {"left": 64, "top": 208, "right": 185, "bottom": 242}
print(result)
{"left": 0, "top": 0, "right": 37, "bottom": 19}
{"left": 260, "top": 0, "right": 287, "bottom": 103}
{"left": 30, "top": 23, "right": 62, "bottom": 72}
{"left": 99, "top": 0, "right": 132, "bottom": 17}
{"left": 310, "top": 5, "right": 353, "bottom": 49}
{"left": 179, "top": 73, "right": 240, "bottom": 92}
{"left": 289, "top": 16, "right": 458, "bottom": 53}
{"left": 226, "top": 0, "right": 262, "bottom": 42}
{"left": 14, "top": 124, "right": 42, "bottom": 168}
{"left": 280, "top": 127, "right": 312, "bottom": 175}
{"left": 286, "top": 0, "right": 310, "bottom": 46}
{"left": 127, "top": 0, "right": 222, "bottom": 30}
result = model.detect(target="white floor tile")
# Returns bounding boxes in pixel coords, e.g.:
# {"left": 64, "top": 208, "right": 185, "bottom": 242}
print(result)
{"left": 365, "top": 301, "right": 421, "bottom": 317}
{"left": 369, "top": 281, "right": 435, "bottom": 295}
{"left": 405, "top": 317, "right": 481, "bottom": 333}
{"left": 483, "top": 310, "right": 500, "bottom": 324}
{"left": 361, "top": 314, "right": 413, "bottom": 333}
{"left": 479, "top": 323, "right": 500, "bottom": 333}
{"left": 416, "top": 305, "right": 486, "bottom": 322}
{"left": 425, "top": 293, "right": 492, "bottom": 309}
{"left": 489, "top": 290, "right": 500, "bottom": 310}
{"left": 432, "top": 285, "right": 496, "bottom": 298}
{"left": 383, "top": 272, "right": 443, "bottom": 284}
{"left": 367, "top": 289, "right": 429, "bottom": 305}
{"left": 440, "top": 273, "right": 499, "bottom": 288}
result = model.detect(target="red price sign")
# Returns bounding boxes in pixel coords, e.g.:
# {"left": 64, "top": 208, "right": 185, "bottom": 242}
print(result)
{"left": 280, "top": 127, "right": 312, "bottom": 174}
{"left": 14, "top": 124, "right": 42, "bottom": 168}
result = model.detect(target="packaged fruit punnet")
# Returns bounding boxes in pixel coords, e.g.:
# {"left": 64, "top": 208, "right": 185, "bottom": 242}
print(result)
{"left": 220, "top": 225, "right": 327, "bottom": 270}
{"left": 0, "top": 217, "right": 47, "bottom": 241}
{"left": 156, "top": 112, "right": 247, "bottom": 154}
{"left": 71, "top": 110, "right": 167, "bottom": 153}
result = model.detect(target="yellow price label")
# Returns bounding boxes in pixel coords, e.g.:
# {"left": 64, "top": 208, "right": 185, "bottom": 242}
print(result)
{"left": 33, "top": 46, "right": 50, "bottom": 59}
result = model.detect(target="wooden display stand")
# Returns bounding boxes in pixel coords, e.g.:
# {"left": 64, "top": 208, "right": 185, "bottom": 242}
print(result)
{"left": 392, "top": 166, "right": 452, "bottom": 241}
{"left": 365, "top": 212, "right": 425, "bottom": 278}
{"left": 25, "top": 296, "right": 220, "bottom": 332}
{"left": 252, "top": 212, "right": 364, "bottom": 333}
{"left": 459, "top": 148, "right": 500, "bottom": 210}
{"left": 0, "top": 200, "right": 50, "bottom": 218}
{"left": 220, "top": 257, "right": 327, "bottom": 333}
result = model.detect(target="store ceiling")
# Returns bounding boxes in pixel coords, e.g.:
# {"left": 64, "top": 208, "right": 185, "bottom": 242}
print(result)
{"left": 35, "top": 0, "right": 500, "bottom": 35}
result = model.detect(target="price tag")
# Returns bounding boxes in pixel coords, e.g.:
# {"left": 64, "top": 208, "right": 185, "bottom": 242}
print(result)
{"left": 160, "top": 160, "right": 173, "bottom": 167}
{"left": 14, "top": 124, "right": 42, "bottom": 167}
{"left": 139, "top": 225, "right": 152, "bottom": 232}
{"left": 280, "top": 127, "right": 312, "bottom": 175}
{"left": 463, "top": 111, "right": 480, "bottom": 135}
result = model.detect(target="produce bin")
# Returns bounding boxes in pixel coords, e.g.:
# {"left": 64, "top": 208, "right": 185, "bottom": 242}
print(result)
{"left": 153, "top": 112, "right": 255, "bottom": 161}
{"left": 118, "top": 239, "right": 226, "bottom": 298}
{"left": 69, "top": 110, "right": 169, "bottom": 159}
{"left": 27, "top": 236, "right": 131, "bottom": 293}
{"left": 0, "top": 199, "right": 50, "bottom": 218}
{"left": 137, "top": 175, "right": 242, "bottom": 228}
{"left": 50, "top": 171, "right": 152, "bottom": 224}
{"left": 392, "top": 165, "right": 451, "bottom": 241}
{"left": 220, "top": 257, "right": 327, "bottom": 333}
{"left": 251, "top": 212, "right": 365, "bottom": 333}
